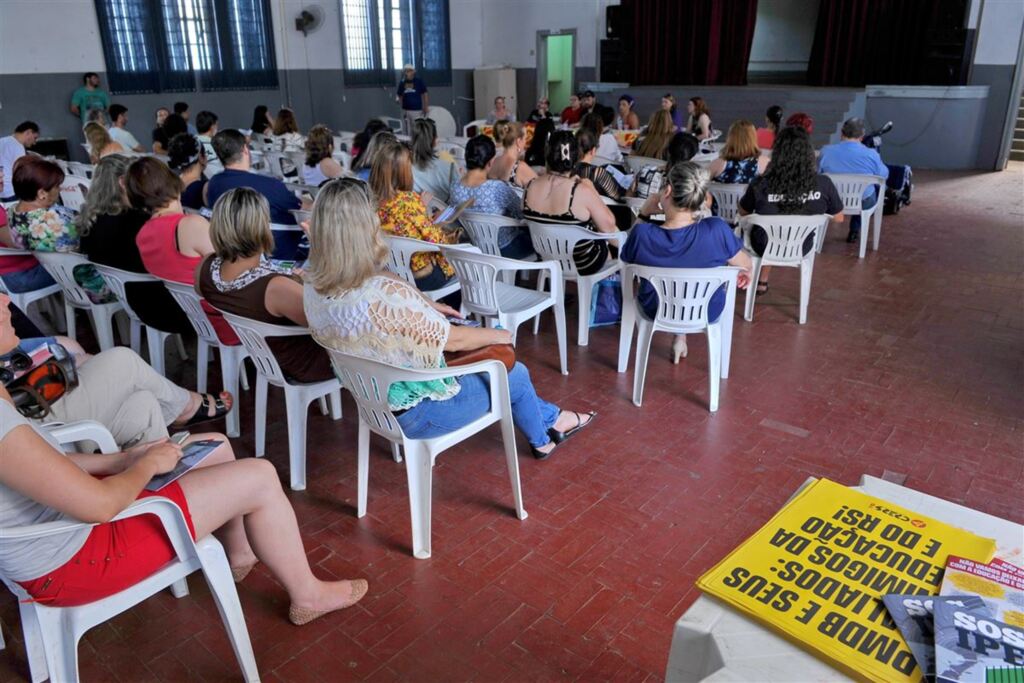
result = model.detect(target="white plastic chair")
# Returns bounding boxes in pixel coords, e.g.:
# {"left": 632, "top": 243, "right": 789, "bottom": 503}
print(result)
{"left": 441, "top": 247, "right": 567, "bottom": 375}
{"left": 457, "top": 211, "right": 537, "bottom": 275}
{"left": 0, "top": 247, "right": 62, "bottom": 331}
{"left": 32, "top": 252, "right": 123, "bottom": 350}
{"left": 617, "top": 265, "right": 741, "bottom": 412}
{"left": 219, "top": 312, "right": 342, "bottom": 491}
{"left": 383, "top": 235, "right": 468, "bottom": 302}
{"left": 462, "top": 119, "right": 488, "bottom": 137}
{"left": 92, "top": 264, "right": 187, "bottom": 371}
{"left": 0, "top": 502, "right": 259, "bottom": 683}
{"left": 625, "top": 155, "right": 666, "bottom": 174}
{"left": 825, "top": 173, "right": 885, "bottom": 258}
{"left": 162, "top": 281, "right": 248, "bottom": 439}
{"left": 526, "top": 221, "right": 626, "bottom": 347}
{"left": 738, "top": 214, "right": 829, "bottom": 324}
{"left": 59, "top": 176, "right": 91, "bottom": 213}
{"left": 66, "top": 162, "right": 94, "bottom": 179}
{"left": 325, "top": 350, "right": 526, "bottom": 559}
{"left": 283, "top": 181, "right": 319, "bottom": 198}
{"left": 426, "top": 106, "right": 458, "bottom": 139}
{"left": 708, "top": 182, "right": 749, "bottom": 225}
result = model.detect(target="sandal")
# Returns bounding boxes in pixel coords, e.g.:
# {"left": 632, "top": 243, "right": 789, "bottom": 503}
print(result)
{"left": 756, "top": 281, "right": 770, "bottom": 295}
{"left": 173, "top": 392, "right": 233, "bottom": 428}
{"left": 548, "top": 410, "right": 597, "bottom": 446}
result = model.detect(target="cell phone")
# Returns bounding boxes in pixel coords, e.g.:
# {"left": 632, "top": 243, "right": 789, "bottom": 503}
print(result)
{"left": 171, "top": 431, "right": 190, "bottom": 445}
{"left": 447, "top": 316, "right": 481, "bottom": 327}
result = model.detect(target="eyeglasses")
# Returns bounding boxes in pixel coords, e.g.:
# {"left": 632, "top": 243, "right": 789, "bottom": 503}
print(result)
{"left": 0, "top": 351, "right": 32, "bottom": 385}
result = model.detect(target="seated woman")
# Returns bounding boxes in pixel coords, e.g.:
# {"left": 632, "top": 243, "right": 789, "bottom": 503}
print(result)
{"left": 756, "top": 105, "right": 783, "bottom": 150}
{"left": 786, "top": 112, "right": 814, "bottom": 135}
{"left": 372, "top": 138, "right": 462, "bottom": 295}
{"left": 523, "top": 131, "right": 617, "bottom": 276}
{"left": 738, "top": 126, "right": 844, "bottom": 293}
{"left": 616, "top": 95, "right": 641, "bottom": 131}
{"left": 661, "top": 94, "right": 684, "bottom": 131}
{"left": 272, "top": 108, "right": 305, "bottom": 149}
{"left": 197, "top": 187, "right": 333, "bottom": 383}
{"left": 126, "top": 157, "right": 239, "bottom": 346}
{"left": 526, "top": 97, "right": 553, "bottom": 123}
{"left": 0, "top": 168, "right": 57, "bottom": 296}
{"left": 167, "top": 133, "right": 208, "bottom": 211}
{"left": 449, "top": 135, "right": 533, "bottom": 260}
{"left": 153, "top": 114, "right": 188, "bottom": 156}
{"left": 708, "top": 120, "right": 769, "bottom": 183}
{"left": 623, "top": 161, "right": 752, "bottom": 363}
{"left": 686, "top": 97, "right": 713, "bottom": 141}
{"left": 77, "top": 155, "right": 192, "bottom": 335}
{"left": 0, "top": 295, "right": 367, "bottom": 622}
{"left": 350, "top": 119, "right": 389, "bottom": 166}
{"left": 524, "top": 118, "right": 555, "bottom": 168}
{"left": 580, "top": 113, "right": 623, "bottom": 168}
{"left": 302, "top": 124, "right": 344, "bottom": 187}
{"left": 84, "top": 121, "right": 125, "bottom": 163}
{"left": 633, "top": 132, "right": 700, "bottom": 200}
{"left": 250, "top": 105, "right": 274, "bottom": 137}
{"left": 303, "top": 179, "right": 595, "bottom": 459}
{"left": 485, "top": 96, "right": 515, "bottom": 124}
{"left": 411, "top": 118, "right": 458, "bottom": 204}
{"left": 575, "top": 129, "right": 624, "bottom": 201}
{"left": 488, "top": 121, "right": 537, "bottom": 188}
{"left": 351, "top": 128, "right": 395, "bottom": 182}
{"left": 7, "top": 157, "right": 112, "bottom": 303}
{"left": 633, "top": 110, "right": 675, "bottom": 161}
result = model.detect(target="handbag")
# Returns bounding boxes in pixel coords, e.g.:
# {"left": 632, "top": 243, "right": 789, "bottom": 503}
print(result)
{"left": 5, "top": 344, "right": 79, "bottom": 419}
{"left": 443, "top": 344, "right": 516, "bottom": 372}
{"left": 589, "top": 273, "right": 623, "bottom": 328}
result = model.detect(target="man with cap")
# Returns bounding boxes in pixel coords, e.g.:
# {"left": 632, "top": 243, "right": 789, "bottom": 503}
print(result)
{"left": 396, "top": 64, "right": 429, "bottom": 134}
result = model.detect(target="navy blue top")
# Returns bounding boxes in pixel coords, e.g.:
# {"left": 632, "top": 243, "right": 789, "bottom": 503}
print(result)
{"left": 206, "top": 169, "right": 299, "bottom": 225}
{"left": 621, "top": 218, "right": 743, "bottom": 322}
{"left": 181, "top": 178, "right": 206, "bottom": 210}
{"left": 396, "top": 77, "right": 428, "bottom": 111}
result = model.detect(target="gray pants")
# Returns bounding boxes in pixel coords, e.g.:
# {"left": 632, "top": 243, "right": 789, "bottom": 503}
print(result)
{"left": 43, "top": 347, "right": 191, "bottom": 447}
{"left": 402, "top": 109, "right": 423, "bottom": 135}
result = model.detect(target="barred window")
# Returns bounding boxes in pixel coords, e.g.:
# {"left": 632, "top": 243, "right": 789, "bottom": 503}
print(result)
{"left": 341, "top": 0, "right": 450, "bottom": 87}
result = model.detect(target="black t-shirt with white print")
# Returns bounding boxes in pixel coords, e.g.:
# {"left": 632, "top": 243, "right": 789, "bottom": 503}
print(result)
{"left": 739, "top": 174, "right": 843, "bottom": 216}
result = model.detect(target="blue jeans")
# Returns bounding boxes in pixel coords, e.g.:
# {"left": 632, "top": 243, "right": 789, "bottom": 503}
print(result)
{"left": 499, "top": 230, "right": 536, "bottom": 261}
{"left": 1, "top": 264, "right": 57, "bottom": 293}
{"left": 397, "top": 362, "right": 560, "bottom": 448}
{"left": 851, "top": 192, "right": 878, "bottom": 234}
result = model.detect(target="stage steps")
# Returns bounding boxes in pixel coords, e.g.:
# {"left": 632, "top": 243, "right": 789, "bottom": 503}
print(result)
{"left": 1010, "top": 90, "right": 1024, "bottom": 162}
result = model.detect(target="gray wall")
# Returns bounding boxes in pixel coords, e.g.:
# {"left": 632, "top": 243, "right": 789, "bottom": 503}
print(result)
{"left": 0, "top": 69, "right": 476, "bottom": 162}
{"left": 969, "top": 64, "right": 1018, "bottom": 168}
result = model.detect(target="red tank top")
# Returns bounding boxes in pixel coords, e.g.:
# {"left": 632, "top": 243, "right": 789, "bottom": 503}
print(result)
{"left": 136, "top": 214, "right": 239, "bottom": 345}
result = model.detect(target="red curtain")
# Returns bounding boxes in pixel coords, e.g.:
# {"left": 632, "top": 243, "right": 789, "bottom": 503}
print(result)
{"left": 625, "top": 0, "right": 759, "bottom": 85}
{"left": 808, "top": 0, "right": 957, "bottom": 86}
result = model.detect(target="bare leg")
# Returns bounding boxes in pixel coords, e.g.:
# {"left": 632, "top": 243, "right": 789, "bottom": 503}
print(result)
{"left": 758, "top": 265, "right": 773, "bottom": 289}
{"left": 534, "top": 410, "right": 595, "bottom": 455}
{"left": 173, "top": 391, "right": 234, "bottom": 425}
{"left": 177, "top": 458, "right": 362, "bottom": 614}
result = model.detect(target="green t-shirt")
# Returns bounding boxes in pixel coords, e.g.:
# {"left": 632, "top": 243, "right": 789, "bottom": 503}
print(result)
{"left": 71, "top": 87, "right": 110, "bottom": 123}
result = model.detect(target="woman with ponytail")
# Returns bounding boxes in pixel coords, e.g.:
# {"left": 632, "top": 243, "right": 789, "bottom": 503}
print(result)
{"left": 757, "top": 105, "right": 783, "bottom": 150}
{"left": 522, "top": 131, "right": 617, "bottom": 275}
{"left": 623, "top": 161, "right": 752, "bottom": 363}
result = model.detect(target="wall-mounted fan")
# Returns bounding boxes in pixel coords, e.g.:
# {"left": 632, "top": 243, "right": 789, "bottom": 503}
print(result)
{"left": 295, "top": 5, "right": 325, "bottom": 36}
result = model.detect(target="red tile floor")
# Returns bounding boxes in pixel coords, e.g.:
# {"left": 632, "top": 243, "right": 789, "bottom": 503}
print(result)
{"left": 1, "top": 165, "right": 1022, "bottom": 682}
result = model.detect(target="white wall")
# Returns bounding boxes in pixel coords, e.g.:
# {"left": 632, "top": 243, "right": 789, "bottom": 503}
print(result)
{"left": 748, "top": 0, "right": 820, "bottom": 72}
{"left": 0, "top": 0, "right": 343, "bottom": 75}
{"left": 973, "top": 0, "right": 1024, "bottom": 66}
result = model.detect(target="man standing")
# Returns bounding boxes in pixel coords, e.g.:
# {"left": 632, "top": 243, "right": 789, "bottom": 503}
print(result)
{"left": 70, "top": 72, "right": 110, "bottom": 125}
{"left": 0, "top": 122, "right": 40, "bottom": 201}
{"left": 107, "top": 105, "right": 144, "bottom": 152}
{"left": 396, "top": 64, "right": 429, "bottom": 134}
{"left": 819, "top": 118, "right": 889, "bottom": 242}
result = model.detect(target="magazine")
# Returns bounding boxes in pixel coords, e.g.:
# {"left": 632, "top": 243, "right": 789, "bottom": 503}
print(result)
{"left": 432, "top": 198, "right": 475, "bottom": 226}
{"left": 696, "top": 478, "right": 997, "bottom": 683}
{"left": 883, "top": 594, "right": 988, "bottom": 682}
{"left": 940, "top": 556, "right": 1024, "bottom": 627}
{"left": 933, "top": 600, "right": 1024, "bottom": 683}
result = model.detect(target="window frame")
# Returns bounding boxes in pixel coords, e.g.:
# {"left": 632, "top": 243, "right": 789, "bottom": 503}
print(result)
{"left": 93, "top": 0, "right": 278, "bottom": 94}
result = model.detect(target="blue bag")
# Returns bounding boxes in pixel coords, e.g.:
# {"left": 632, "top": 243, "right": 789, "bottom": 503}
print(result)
{"left": 589, "top": 274, "right": 622, "bottom": 328}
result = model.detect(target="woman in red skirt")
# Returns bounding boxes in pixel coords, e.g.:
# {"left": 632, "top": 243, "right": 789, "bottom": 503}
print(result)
{"left": 0, "top": 294, "right": 366, "bottom": 625}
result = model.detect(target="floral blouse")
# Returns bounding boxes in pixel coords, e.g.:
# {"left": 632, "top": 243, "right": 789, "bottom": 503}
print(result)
{"left": 9, "top": 205, "right": 112, "bottom": 303}
{"left": 377, "top": 191, "right": 457, "bottom": 278}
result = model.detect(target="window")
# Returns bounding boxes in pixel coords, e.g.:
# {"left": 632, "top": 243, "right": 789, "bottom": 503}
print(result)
{"left": 93, "top": 0, "right": 278, "bottom": 94}
{"left": 340, "top": 0, "right": 450, "bottom": 87}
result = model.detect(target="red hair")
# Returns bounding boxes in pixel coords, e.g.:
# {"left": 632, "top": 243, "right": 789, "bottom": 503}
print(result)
{"left": 786, "top": 112, "right": 814, "bottom": 134}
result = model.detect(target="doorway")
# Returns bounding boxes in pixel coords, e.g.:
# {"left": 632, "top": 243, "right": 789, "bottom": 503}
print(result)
{"left": 537, "top": 31, "right": 576, "bottom": 113}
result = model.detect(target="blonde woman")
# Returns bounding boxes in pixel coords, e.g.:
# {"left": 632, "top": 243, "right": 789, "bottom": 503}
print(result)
{"left": 487, "top": 120, "right": 536, "bottom": 188}
{"left": 84, "top": 121, "right": 124, "bottom": 163}
{"left": 707, "top": 120, "right": 768, "bottom": 183}
{"left": 633, "top": 110, "right": 675, "bottom": 160}
{"left": 303, "top": 178, "right": 596, "bottom": 460}
{"left": 197, "top": 187, "right": 334, "bottom": 383}
{"left": 303, "top": 124, "right": 344, "bottom": 186}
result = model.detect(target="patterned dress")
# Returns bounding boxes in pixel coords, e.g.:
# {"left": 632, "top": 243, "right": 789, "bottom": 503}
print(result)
{"left": 8, "top": 205, "right": 112, "bottom": 303}
{"left": 377, "top": 191, "right": 459, "bottom": 278}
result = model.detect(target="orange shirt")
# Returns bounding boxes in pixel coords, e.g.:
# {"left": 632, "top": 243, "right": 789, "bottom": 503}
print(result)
{"left": 377, "top": 191, "right": 457, "bottom": 277}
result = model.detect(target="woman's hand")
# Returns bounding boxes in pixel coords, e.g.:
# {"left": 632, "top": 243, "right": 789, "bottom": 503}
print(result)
{"left": 139, "top": 440, "right": 183, "bottom": 475}
{"left": 736, "top": 270, "right": 751, "bottom": 290}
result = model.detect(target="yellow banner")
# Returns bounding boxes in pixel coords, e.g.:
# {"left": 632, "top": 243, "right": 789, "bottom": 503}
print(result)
{"left": 696, "top": 478, "right": 996, "bottom": 682}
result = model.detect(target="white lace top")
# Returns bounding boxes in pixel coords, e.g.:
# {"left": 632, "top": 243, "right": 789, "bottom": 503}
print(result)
{"left": 303, "top": 274, "right": 460, "bottom": 410}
